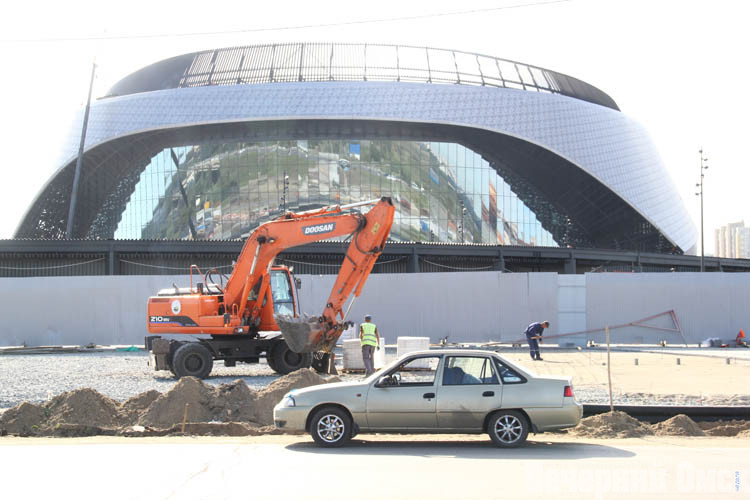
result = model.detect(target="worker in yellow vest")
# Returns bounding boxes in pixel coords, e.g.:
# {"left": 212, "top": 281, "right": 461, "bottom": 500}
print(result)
{"left": 359, "top": 314, "right": 381, "bottom": 376}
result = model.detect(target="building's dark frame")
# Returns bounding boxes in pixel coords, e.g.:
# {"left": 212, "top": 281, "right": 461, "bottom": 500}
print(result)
{"left": 0, "top": 239, "right": 746, "bottom": 279}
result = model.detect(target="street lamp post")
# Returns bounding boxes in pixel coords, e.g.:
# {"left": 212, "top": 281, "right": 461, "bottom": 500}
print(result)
{"left": 695, "top": 149, "right": 709, "bottom": 271}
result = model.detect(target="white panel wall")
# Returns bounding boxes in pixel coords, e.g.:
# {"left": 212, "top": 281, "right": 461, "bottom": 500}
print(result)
{"left": 557, "top": 274, "right": 587, "bottom": 346}
{"left": 0, "top": 272, "right": 748, "bottom": 347}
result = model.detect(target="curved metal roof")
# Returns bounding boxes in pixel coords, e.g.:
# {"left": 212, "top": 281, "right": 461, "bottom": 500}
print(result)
{"left": 104, "top": 43, "right": 619, "bottom": 111}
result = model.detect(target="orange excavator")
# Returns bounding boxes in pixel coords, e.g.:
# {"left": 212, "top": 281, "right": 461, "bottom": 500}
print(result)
{"left": 145, "top": 197, "right": 395, "bottom": 378}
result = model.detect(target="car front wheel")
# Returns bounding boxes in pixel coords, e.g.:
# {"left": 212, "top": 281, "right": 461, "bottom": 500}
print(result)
{"left": 310, "top": 407, "right": 352, "bottom": 447}
{"left": 488, "top": 410, "right": 529, "bottom": 448}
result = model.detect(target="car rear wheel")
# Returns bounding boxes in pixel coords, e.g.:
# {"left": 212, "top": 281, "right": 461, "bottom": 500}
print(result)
{"left": 488, "top": 410, "right": 529, "bottom": 448}
{"left": 310, "top": 407, "right": 352, "bottom": 447}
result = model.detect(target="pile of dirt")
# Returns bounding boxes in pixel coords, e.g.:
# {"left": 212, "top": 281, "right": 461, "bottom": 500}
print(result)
{"left": 0, "top": 369, "right": 337, "bottom": 436}
{"left": 0, "top": 402, "right": 47, "bottom": 435}
{"left": 254, "top": 369, "right": 335, "bottom": 425}
{"left": 46, "top": 388, "right": 122, "bottom": 428}
{"left": 738, "top": 429, "right": 750, "bottom": 438}
{"left": 568, "top": 411, "right": 653, "bottom": 438}
{"left": 652, "top": 414, "right": 705, "bottom": 436}
{"left": 139, "top": 377, "right": 224, "bottom": 427}
{"left": 698, "top": 420, "right": 750, "bottom": 437}
{"left": 119, "top": 390, "right": 162, "bottom": 426}
{"left": 213, "top": 379, "right": 258, "bottom": 422}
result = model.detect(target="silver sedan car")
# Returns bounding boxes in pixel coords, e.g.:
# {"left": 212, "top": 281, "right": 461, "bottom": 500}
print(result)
{"left": 274, "top": 349, "right": 582, "bottom": 447}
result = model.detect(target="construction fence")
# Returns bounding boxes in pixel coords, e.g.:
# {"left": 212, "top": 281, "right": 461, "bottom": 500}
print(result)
{"left": 0, "top": 272, "right": 749, "bottom": 348}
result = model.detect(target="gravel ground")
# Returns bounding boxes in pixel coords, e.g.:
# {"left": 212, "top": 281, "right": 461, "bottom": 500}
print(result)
{"left": 1, "top": 350, "right": 747, "bottom": 410}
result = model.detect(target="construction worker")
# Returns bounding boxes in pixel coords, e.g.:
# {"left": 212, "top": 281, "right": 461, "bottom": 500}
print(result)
{"left": 524, "top": 321, "right": 549, "bottom": 361}
{"left": 359, "top": 314, "right": 380, "bottom": 376}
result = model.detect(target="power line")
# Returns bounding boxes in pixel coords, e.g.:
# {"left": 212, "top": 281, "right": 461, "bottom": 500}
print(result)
{"left": 1, "top": 0, "right": 571, "bottom": 43}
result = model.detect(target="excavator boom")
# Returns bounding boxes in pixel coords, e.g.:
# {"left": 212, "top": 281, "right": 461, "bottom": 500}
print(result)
{"left": 221, "top": 197, "right": 394, "bottom": 352}
{"left": 276, "top": 198, "right": 394, "bottom": 352}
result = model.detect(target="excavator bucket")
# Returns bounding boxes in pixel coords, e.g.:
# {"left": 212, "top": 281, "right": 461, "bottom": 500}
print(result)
{"left": 275, "top": 315, "right": 332, "bottom": 353}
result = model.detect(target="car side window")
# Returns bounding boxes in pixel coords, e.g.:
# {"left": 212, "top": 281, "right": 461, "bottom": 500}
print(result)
{"left": 443, "top": 356, "right": 498, "bottom": 385}
{"left": 493, "top": 358, "right": 526, "bottom": 384}
{"left": 389, "top": 356, "right": 440, "bottom": 386}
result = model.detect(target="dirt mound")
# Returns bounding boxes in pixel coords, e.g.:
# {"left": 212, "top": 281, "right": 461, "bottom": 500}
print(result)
{"left": 738, "top": 429, "right": 750, "bottom": 438}
{"left": 46, "top": 388, "right": 122, "bottom": 428}
{"left": 0, "top": 402, "right": 47, "bottom": 435}
{"left": 698, "top": 420, "right": 750, "bottom": 437}
{"left": 213, "top": 379, "right": 257, "bottom": 422}
{"left": 254, "top": 368, "right": 329, "bottom": 425}
{"left": 568, "top": 411, "right": 653, "bottom": 438}
{"left": 651, "top": 414, "right": 704, "bottom": 436}
{"left": 139, "top": 377, "right": 222, "bottom": 428}
{"left": 1, "top": 368, "right": 334, "bottom": 436}
{"left": 120, "top": 390, "right": 162, "bottom": 425}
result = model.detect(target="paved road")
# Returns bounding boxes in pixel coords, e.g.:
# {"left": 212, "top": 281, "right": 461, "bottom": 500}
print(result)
{"left": 1, "top": 435, "right": 748, "bottom": 499}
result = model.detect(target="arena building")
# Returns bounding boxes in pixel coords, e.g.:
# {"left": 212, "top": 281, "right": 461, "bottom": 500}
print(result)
{"left": 17, "top": 43, "right": 696, "bottom": 258}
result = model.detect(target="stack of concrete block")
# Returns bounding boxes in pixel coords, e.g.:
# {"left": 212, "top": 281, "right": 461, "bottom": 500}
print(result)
{"left": 342, "top": 337, "right": 385, "bottom": 371}
{"left": 397, "top": 336, "right": 430, "bottom": 368}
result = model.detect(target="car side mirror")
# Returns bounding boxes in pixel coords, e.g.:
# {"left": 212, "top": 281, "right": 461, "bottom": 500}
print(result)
{"left": 377, "top": 375, "right": 391, "bottom": 387}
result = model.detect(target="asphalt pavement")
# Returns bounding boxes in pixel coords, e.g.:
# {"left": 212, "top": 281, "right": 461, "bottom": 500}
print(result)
{"left": 1, "top": 435, "right": 747, "bottom": 499}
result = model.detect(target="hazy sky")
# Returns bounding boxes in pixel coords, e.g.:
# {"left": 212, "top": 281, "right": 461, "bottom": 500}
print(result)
{"left": 0, "top": 0, "right": 747, "bottom": 254}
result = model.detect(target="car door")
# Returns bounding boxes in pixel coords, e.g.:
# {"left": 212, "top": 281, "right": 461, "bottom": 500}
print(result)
{"left": 436, "top": 355, "right": 502, "bottom": 430}
{"left": 365, "top": 355, "right": 441, "bottom": 430}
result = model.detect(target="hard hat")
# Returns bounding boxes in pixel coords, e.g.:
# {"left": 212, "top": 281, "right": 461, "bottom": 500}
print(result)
{"left": 364, "top": 314, "right": 372, "bottom": 320}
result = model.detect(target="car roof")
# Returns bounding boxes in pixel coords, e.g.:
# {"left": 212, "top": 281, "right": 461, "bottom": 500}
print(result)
{"left": 401, "top": 349, "right": 500, "bottom": 357}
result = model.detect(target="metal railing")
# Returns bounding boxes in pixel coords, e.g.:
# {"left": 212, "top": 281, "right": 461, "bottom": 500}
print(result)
{"left": 105, "top": 43, "right": 619, "bottom": 111}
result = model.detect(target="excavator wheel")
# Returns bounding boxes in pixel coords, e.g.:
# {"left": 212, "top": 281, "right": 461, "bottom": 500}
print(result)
{"left": 310, "top": 352, "right": 330, "bottom": 374}
{"left": 269, "top": 341, "right": 312, "bottom": 375}
{"left": 172, "top": 342, "right": 214, "bottom": 379}
{"left": 266, "top": 350, "right": 278, "bottom": 372}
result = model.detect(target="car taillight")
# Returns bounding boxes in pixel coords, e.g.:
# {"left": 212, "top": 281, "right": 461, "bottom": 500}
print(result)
{"left": 564, "top": 385, "right": 574, "bottom": 397}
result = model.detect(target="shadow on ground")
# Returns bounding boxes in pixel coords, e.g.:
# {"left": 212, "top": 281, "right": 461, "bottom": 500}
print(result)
{"left": 286, "top": 438, "right": 636, "bottom": 460}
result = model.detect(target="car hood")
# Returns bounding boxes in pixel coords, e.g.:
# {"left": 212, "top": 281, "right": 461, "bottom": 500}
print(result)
{"left": 288, "top": 380, "right": 369, "bottom": 399}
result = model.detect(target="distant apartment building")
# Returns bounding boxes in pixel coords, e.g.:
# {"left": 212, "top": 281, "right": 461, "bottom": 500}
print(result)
{"left": 715, "top": 221, "right": 750, "bottom": 258}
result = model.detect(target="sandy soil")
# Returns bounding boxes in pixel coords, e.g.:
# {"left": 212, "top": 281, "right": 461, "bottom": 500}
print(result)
{"left": 501, "top": 350, "right": 750, "bottom": 398}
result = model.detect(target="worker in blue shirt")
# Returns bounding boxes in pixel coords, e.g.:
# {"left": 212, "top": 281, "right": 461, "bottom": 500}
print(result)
{"left": 524, "top": 321, "right": 549, "bottom": 361}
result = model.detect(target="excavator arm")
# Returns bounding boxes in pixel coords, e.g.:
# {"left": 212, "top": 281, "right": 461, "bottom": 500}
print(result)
{"left": 222, "top": 197, "right": 395, "bottom": 352}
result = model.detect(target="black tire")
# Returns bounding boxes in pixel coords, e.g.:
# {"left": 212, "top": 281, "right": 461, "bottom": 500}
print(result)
{"left": 310, "top": 407, "right": 352, "bottom": 447}
{"left": 270, "top": 341, "right": 312, "bottom": 375}
{"left": 310, "top": 352, "right": 330, "bottom": 374}
{"left": 488, "top": 410, "right": 529, "bottom": 448}
{"left": 172, "top": 342, "right": 214, "bottom": 379}
{"left": 266, "top": 351, "right": 278, "bottom": 372}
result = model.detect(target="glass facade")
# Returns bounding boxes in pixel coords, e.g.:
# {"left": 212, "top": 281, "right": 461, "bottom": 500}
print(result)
{"left": 114, "top": 139, "right": 556, "bottom": 247}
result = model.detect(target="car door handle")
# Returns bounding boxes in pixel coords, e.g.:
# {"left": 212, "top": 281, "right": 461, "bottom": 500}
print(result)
{"left": 482, "top": 391, "right": 495, "bottom": 397}
{"left": 423, "top": 392, "right": 435, "bottom": 399}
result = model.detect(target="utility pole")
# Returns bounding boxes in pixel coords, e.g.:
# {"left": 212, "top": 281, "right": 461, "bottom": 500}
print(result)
{"left": 66, "top": 61, "right": 96, "bottom": 239}
{"left": 695, "top": 149, "right": 709, "bottom": 271}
